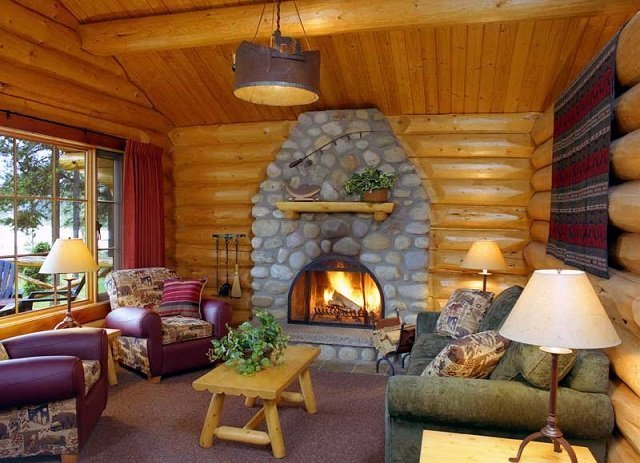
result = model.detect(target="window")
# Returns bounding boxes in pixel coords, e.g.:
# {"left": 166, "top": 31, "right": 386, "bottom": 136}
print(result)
{"left": 0, "top": 130, "right": 122, "bottom": 318}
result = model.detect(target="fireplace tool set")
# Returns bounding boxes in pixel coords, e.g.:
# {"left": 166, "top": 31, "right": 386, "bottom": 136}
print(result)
{"left": 212, "top": 233, "right": 246, "bottom": 298}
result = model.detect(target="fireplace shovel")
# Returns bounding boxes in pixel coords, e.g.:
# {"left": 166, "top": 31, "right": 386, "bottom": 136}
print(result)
{"left": 218, "top": 235, "right": 231, "bottom": 297}
{"left": 231, "top": 235, "right": 242, "bottom": 298}
{"left": 214, "top": 235, "right": 219, "bottom": 294}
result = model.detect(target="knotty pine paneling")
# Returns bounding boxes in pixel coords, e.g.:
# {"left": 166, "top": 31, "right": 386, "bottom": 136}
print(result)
{"left": 53, "top": 0, "right": 635, "bottom": 126}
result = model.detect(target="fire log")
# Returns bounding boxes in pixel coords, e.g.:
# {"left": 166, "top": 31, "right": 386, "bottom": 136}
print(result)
{"left": 329, "top": 290, "right": 363, "bottom": 313}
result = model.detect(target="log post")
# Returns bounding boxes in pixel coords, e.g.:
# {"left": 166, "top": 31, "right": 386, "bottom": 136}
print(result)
{"left": 617, "top": 11, "right": 640, "bottom": 87}
{"left": 606, "top": 322, "right": 640, "bottom": 398}
{"left": 610, "top": 181, "right": 640, "bottom": 233}
{"left": 616, "top": 83, "right": 640, "bottom": 134}
{"left": 609, "top": 379, "right": 640, "bottom": 455}
{"left": 611, "top": 129, "right": 640, "bottom": 181}
{"left": 527, "top": 191, "right": 551, "bottom": 221}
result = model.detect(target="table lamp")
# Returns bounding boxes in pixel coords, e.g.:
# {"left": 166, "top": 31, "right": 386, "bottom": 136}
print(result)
{"left": 40, "top": 238, "right": 98, "bottom": 329}
{"left": 461, "top": 240, "right": 507, "bottom": 291}
{"left": 499, "top": 269, "right": 621, "bottom": 463}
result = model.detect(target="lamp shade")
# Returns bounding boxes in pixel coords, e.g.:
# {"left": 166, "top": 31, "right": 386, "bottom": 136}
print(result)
{"left": 40, "top": 238, "right": 99, "bottom": 274}
{"left": 233, "top": 41, "right": 320, "bottom": 106}
{"left": 461, "top": 240, "right": 507, "bottom": 271}
{"left": 500, "top": 269, "right": 621, "bottom": 350}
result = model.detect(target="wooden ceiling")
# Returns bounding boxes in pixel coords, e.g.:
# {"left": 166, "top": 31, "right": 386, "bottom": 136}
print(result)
{"left": 8, "top": 1, "right": 640, "bottom": 128}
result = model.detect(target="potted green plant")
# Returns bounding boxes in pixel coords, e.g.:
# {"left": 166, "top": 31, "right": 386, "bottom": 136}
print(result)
{"left": 344, "top": 167, "right": 396, "bottom": 202}
{"left": 208, "top": 311, "right": 289, "bottom": 375}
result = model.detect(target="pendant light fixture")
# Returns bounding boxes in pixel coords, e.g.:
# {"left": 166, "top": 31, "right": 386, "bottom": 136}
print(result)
{"left": 232, "top": 0, "right": 320, "bottom": 106}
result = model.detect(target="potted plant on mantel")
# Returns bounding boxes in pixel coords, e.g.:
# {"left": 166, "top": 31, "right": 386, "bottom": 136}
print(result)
{"left": 209, "top": 311, "right": 289, "bottom": 375}
{"left": 344, "top": 167, "right": 397, "bottom": 202}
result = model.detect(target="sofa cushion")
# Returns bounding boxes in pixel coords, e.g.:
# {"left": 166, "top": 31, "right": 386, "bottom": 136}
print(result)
{"left": 421, "top": 330, "right": 510, "bottom": 379}
{"left": 477, "top": 285, "right": 523, "bottom": 332}
{"left": 405, "top": 334, "right": 451, "bottom": 375}
{"left": 161, "top": 316, "right": 212, "bottom": 345}
{"left": 561, "top": 350, "right": 610, "bottom": 394}
{"left": 435, "top": 289, "right": 494, "bottom": 338}
{"left": 0, "top": 343, "right": 8, "bottom": 360}
{"left": 106, "top": 267, "right": 178, "bottom": 311}
{"left": 81, "top": 360, "right": 101, "bottom": 395}
{"left": 490, "top": 342, "right": 577, "bottom": 390}
{"left": 157, "top": 278, "right": 207, "bottom": 318}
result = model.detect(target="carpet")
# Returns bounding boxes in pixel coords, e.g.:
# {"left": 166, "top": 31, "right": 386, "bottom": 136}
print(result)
{"left": 11, "top": 366, "right": 388, "bottom": 463}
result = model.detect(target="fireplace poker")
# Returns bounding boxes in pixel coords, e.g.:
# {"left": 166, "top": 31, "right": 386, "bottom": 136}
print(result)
{"left": 218, "top": 234, "right": 231, "bottom": 296}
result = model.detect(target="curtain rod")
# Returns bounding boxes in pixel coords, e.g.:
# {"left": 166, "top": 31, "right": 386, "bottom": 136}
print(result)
{"left": 0, "top": 110, "right": 126, "bottom": 151}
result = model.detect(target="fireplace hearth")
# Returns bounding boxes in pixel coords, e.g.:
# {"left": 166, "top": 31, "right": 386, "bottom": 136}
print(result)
{"left": 289, "top": 256, "right": 383, "bottom": 328}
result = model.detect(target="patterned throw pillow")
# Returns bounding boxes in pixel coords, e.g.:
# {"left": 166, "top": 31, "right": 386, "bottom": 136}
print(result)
{"left": 0, "top": 343, "right": 8, "bottom": 360}
{"left": 421, "top": 330, "right": 510, "bottom": 379}
{"left": 157, "top": 278, "right": 207, "bottom": 318}
{"left": 435, "top": 289, "right": 494, "bottom": 338}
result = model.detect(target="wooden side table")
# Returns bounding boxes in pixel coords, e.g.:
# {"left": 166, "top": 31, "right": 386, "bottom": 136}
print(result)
{"left": 420, "top": 430, "right": 597, "bottom": 462}
{"left": 103, "top": 328, "right": 121, "bottom": 386}
{"left": 192, "top": 345, "right": 320, "bottom": 458}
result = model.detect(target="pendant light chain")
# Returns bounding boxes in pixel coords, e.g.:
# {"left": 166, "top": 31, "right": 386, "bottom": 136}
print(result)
{"left": 293, "top": 0, "right": 311, "bottom": 50}
{"left": 276, "top": 0, "right": 281, "bottom": 33}
{"left": 252, "top": 2, "right": 268, "bottom": 43}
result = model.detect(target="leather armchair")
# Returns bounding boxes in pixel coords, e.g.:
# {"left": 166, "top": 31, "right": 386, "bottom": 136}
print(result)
{"left": 104, "top": 268, "right": 232, "bottom": 382}
{"left": 0, "top": 328, "right": 108, "bottom": 463}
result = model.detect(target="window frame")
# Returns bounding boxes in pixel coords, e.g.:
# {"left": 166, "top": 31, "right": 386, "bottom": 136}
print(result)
{"left": 0, "top": 126, "right": 122, "bottom": 319}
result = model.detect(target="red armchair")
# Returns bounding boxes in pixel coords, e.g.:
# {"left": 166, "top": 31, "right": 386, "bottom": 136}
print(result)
{"left": 0, "top": 328, "right": 108, "bottom": 462}
{"left": 104, "top": 268, "right": 232, "bottom": 382}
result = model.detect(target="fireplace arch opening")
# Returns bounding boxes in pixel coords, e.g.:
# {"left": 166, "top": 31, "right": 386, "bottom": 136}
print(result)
{"left": 288, "top": 255, "right": 384, "bottom": 328}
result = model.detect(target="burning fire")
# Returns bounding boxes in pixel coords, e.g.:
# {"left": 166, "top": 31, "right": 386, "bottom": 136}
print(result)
{"left": 323, "top": 271, "right": 381, "bottom": 313}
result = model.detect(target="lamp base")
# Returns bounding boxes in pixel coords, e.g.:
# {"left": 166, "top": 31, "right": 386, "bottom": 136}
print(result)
{"left": 53, "top": 277, "right": 80, "bottom": 330}
{"left": 509, "top": 431, "right": 577, "bottom": 463}
{"left": 54, "top": 313, "right": 81, "bottom": 330}
{"left": 509, "top": 352, "right": 577, "bottom": 463}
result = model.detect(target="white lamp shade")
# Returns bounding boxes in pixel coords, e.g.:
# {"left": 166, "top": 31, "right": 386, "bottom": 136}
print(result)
{"left": 461, "top": 240, "right": 507, "bottom": 271}
{"left": 40, "top": 238, "right": 99, "bottom": 274}
{"left": 500, "top": 269, "right": 621, "bottom": 350}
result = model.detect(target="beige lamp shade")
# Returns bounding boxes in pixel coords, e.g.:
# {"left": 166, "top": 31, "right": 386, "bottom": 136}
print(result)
{"left": 461, "top": 240, "right": 507, "bottom": 271}
{"left": 40, "top": 238, "right": 99, "bottom": 274}
{"left": 500, "top": 269, "right": 621, "bottom": 350}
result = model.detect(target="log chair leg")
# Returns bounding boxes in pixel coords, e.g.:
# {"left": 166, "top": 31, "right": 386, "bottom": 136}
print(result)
{"left": 298, "top": 368, "right": 317, "bottom": 414}
{"left": 244, "top": 396, "right": 257, "bottom": 407}
{"left": 200, "top": 393, "right": 225, "bottom": 448}
{"left": 263, "top": 399, "right": 286, "bottom": 458}
{"left": 60, "top": 454, "right": 78, "bottom": 463}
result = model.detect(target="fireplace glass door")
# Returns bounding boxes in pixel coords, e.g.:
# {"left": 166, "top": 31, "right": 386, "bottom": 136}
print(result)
{"left": 288, "top": 256, "right": 384, "bottom": 328}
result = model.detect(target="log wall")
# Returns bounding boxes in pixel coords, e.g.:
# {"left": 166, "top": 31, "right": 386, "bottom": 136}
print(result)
{"left": 389, "top": 114, "right": 535, "bottom": 309}
{"left": 522, "top": 13, "right": 640, "bottom": 460}
{"left": 169, "top": 114, "right": 537, "bottom": 320}
{"left": 169, "top": 122, "right": 296, "bottom": 324}
{"left": 0, "top": 0, "right": 176, "bottom": 269}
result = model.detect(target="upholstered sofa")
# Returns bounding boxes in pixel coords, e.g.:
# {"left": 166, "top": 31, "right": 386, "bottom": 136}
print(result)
{"left": 0, "top": 328, "right": 108, "bottom": 462}
{"left": 104, "top": 267, "right": 232, "bottom": 382}
{"left": 385, "top": 286, "right": 615, "bottom": 463}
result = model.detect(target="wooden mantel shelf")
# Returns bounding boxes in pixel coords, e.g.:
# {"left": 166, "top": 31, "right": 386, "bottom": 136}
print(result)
{"left": 276, "top": 201, "right": 395, "bottom": 222}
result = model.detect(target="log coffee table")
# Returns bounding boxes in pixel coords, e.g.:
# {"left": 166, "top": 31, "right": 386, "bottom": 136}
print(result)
{"left": 192, "top": 345, "right": 320, "bottom": 458}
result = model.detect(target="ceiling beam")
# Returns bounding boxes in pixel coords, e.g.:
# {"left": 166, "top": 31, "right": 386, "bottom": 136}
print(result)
{"left": 78, "top": 0, "right": 640, "bottom": 55}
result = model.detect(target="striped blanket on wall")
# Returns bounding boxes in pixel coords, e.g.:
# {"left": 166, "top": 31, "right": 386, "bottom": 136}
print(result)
{"left": 547, "top": 35, "right": 618, "bottom": 278}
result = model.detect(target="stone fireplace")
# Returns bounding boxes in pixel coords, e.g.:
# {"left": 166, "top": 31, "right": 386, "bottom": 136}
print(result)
{"left": 251, "top": 108, "right": 430, "bottom": 329}
{"left": 288, "top": 255, "right": 384, "bottom": 328}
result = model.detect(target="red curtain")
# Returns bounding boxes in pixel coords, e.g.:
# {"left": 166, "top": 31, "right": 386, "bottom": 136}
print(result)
{"left": 123, "top": 140, "right": 165, "bottom": 269}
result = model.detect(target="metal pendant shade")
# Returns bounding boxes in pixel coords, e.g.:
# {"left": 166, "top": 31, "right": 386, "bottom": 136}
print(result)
{"left": 232, "top": 0, "right": 320, "bottom": 106}
{"left": 233, "top": 40, "right": 320, "bottom": 106}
